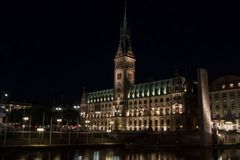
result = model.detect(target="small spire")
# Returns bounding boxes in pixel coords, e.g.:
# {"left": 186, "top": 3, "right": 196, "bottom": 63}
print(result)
{"left": 81, "top": 87, "right": 86, "bottom": 104}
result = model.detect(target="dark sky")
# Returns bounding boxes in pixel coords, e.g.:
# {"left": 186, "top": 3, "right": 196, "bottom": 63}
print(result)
{"left": 0, "top": 1, "right": 240, "bottom": 105}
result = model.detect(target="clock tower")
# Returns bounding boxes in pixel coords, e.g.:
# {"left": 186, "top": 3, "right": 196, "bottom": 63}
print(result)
{"left": 114, "top": 3, "right": 135, "bottom": 130}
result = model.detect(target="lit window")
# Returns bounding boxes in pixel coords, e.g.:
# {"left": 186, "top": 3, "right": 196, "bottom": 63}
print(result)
{"left": 230, "top": 83, "right": 234, "bottom": 88}
{"left": 238, "top": 82, "right": 240, "bottom": 87}
{"left": 222, "top": 85, "right": 225, "bottom": 89}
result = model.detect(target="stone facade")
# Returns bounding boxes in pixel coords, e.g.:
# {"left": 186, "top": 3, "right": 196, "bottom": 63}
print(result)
{"left": 79, "top": 6, "right": 198, "bottom": 132}
{"left": 210, "top": 75, "right": 240, "bottom": 132}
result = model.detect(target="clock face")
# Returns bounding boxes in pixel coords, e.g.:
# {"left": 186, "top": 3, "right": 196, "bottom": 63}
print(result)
{"left": 128, "top": 74, "right": 132, "bottom": 79}
{"left": 117, "top": 73, "right": 122, "bottom": 80}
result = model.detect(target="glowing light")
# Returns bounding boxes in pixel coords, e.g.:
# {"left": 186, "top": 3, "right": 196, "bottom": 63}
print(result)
{"left": 57, "top": 119, "right": 62, "bottom": 122}
{"left": 55, "top": 107, "right": 62, "bottom": 111}
{"left": 37, "top": 128, "right": 44, "bottom": 132}
{"left": 23, "top": 117, "right": 29, "bottom": 121}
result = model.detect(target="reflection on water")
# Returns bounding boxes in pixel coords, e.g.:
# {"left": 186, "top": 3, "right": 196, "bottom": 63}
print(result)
{"left": 1, "top": 148, "right": 240, "bottom": 160}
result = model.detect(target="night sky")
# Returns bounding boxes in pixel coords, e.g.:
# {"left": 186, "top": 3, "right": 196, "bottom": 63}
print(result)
{"left": 0, "top": 1, "right": 240, "bottom": 105}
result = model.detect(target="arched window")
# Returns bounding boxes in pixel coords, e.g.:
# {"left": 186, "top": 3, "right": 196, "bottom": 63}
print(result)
{"left": 134, "top": 120, "right": 137, "bottom": 126}
{"left": 161, "top": 119, "right": 164, "bottom": 125}
{"left": 167, "top": 119, "right": 170, "bottom": 125}
{"left": 144, "top": 120, "right": 147, "bottom": 126}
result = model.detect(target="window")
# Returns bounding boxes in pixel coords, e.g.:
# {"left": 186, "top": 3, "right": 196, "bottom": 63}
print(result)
{"left": 238, "top": 82, "right": 240, "bottom": 87}
{"left": 134, "top": 121, "right": 137, "bottom": 126}
{"left": 144, "top": 100, "right": 147, "bottom": 104}
{"left": 230, "top": 83, "right": 234, "bottom": 88}
{"left": 149, "top": 99, "right": 152, "bottom": 103}
{"left": 160, "top": 98, "right": 163, "bottom": 102}
{"left": 155, "top": 120, "right": 158, "bottom": 126}
{"left": 139, "top": 120, "right": 142, "bottom": 126}
{"left": 139, "top": 100, "right": 142, "bottom": 104}
{"left": 165, "top": 108, "right": 169, "bottom": 115}
{"left": 160, "top": 109, "right": 163, "bottom": 115}
{"left": 129, "top": 102, "right": 132, "bottom": 105}
{"left": 166, "top": 98, "right": 169, "bottom": 102}
{"left": 144, "top": 120, "right": 147, "bottom": 126}
{"left": 134, "top": 101, "right": 137, "bottom": 105}
{"left": 161, "top": 120, "right": 164, "bottom": 125}
{"left": 154, "top": 99, "right": 158, "bottom": 103}
{"left": 167, "top": 119, "right": 170, "bottom": 125}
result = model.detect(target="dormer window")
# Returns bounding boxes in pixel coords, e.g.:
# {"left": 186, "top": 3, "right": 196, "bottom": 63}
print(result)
{"left": 222, "top": 85, "right": 225, "bottom": 89}
{"left": 230, "top": 83, "right": 234, "bottom": 88}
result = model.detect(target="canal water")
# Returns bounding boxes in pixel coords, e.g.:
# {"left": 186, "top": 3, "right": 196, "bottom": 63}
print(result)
{"left": 0, "top": 148, "right": 240, "bottom": 160}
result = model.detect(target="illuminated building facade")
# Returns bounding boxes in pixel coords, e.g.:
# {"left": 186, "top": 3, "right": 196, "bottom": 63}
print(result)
{"left": 79, "top": 6, "right": 198, "bottom": 132}
{"left": 0, "top": 101, "right": 32, "bottom": 124}
{"left": 210, "top": 75, "right": 240, "bottom": 131}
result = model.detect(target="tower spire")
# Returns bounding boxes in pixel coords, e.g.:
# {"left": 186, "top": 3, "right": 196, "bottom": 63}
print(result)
{"left": 123, "top": 0, "right": 127, "bottom": 33}
{"left": 116, "top": 0, "right": 134, "bottom": 58}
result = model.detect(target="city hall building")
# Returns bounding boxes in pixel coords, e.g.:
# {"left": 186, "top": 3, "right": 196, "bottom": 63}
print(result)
{"left": 79, "top": 7, "right": 198, "bottom": 132}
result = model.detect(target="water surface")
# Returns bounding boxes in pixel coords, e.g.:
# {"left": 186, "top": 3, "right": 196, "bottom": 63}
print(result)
{"left": 1, "top": 148, "right": 240, "bottom": 160}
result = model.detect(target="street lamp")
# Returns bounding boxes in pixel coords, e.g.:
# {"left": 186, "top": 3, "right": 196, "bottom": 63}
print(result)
{"left": 73, "top": 105, "right": 80, "bottom": 109}
{"left": 37, "top": 127, "right": 45, "bottom": 143}
{"left": 57, "top": 118, "right": 62, "bottom": 137}
{"left": 55, "top": 107, "right": 62, "bottom": 111}
{"left": 57, "top": 119, "right": 62, "bottom": 122}
{"left": 22, "top": 116, "right": 29, "bottom": 139}
{"left": 85, "top": 120, "right": 90, "bottom": 144}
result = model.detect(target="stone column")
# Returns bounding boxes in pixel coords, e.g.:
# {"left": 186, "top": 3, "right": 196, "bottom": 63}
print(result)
{"left": 197, "top": 68, "right": 212, "bottom": 146}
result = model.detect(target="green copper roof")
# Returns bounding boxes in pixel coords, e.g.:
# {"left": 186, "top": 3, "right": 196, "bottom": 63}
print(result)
{"left": 128, "top": 77, "right": 185, "bottom": 99}
{"left": 86, "top": 76, "right": 185, "bottom": 103}
{"left": 87, "top": 89, "right": 114, "bottom": 103}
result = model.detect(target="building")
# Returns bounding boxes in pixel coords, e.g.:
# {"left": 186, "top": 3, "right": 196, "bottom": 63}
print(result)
{"left": 0, "top": 101, "right": 32, "bottom": 124}
{"left": 79, "top": 5, "right": 198, "bottom": 132}
{"left": 209, "top": 75, "right": 240, "bottom": 143}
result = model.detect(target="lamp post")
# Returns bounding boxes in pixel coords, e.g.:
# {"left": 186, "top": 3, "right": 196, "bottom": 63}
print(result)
{"left": 37, "top": 127, "right": 44, "bottom": 144}
{"left": 85, "top": 120, "right": 90, "bottom": 144}
{"left": 22, "top": 116, "right": 29, "bottom": 139}
{"left": 57, "top": 118, "right": 62, "bottom": 138}
{"left": 27, "top": 116, "right": 31, "bottom": 144}
{"left": 73, "top": 105, "right": 80, "bottom": 138}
